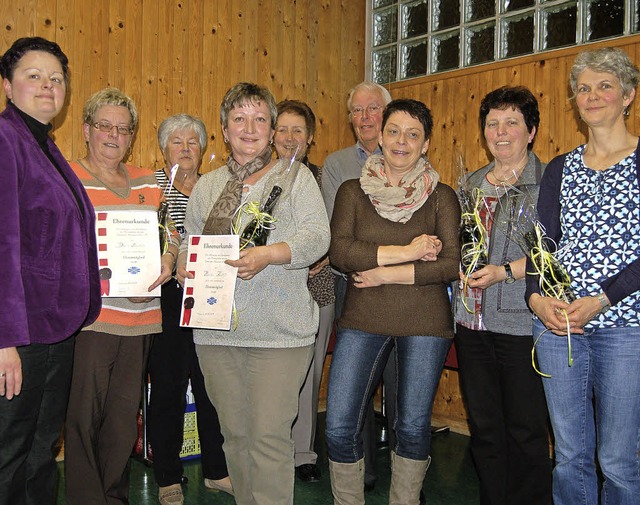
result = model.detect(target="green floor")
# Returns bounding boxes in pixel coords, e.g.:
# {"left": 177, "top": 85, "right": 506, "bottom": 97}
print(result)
{"left": 56, "top": 415, "right": 479, "bottom": 504}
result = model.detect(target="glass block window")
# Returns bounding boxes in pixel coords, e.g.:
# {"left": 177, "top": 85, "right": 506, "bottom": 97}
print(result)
{"left": 370, "top": 0, "right": 640, "bottom": 84}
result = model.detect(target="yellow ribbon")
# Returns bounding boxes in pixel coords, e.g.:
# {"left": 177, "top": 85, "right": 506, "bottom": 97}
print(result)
{"left": 460, "top": 188, "right": 489, "bottom": 313}
{"left": 528, "top": 222, "right": 574, "bottom": 376}
{"left": 233, "top": 201, "right": 278, "bottom": 251}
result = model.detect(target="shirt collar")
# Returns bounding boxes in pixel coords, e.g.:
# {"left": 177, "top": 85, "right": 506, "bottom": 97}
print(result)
{"left": 356, "top": 141, "right": 382, "bottom": 160}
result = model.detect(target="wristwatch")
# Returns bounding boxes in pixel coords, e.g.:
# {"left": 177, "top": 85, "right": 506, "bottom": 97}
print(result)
{"left": 503, "top": 263, "right": 515, "bottom": 284}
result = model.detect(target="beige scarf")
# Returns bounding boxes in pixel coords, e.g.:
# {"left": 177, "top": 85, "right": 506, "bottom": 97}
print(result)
{"left": 202, "top": 145, "right": 273, "bottom": 235}
{"left": 360, "top": 154, "right": 439, "bottom": 223}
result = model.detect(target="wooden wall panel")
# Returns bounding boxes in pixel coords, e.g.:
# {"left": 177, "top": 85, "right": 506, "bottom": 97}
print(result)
{"left": 2, "top": 0, "right": 367, "bottom": 171}
{"left": 388, "top": 35, "right": 640, "bottom": 188}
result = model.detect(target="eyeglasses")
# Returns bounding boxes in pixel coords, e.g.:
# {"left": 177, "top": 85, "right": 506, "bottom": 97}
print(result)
{"left": 350, "top": 104, "right": 383, "bottom": 117}
{"left": 92, "top": 122, "right": 134, "bottom": 136}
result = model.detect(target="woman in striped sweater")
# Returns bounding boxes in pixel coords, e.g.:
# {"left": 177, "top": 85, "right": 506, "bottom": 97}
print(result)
{"left": 64, "top": 88, "right": 178, "bottom": 505}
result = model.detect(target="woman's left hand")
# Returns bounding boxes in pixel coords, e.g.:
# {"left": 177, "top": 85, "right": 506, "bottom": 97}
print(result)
{"left": 563, "top": 296, "right": 606, "bottom": 333}
{"left": 463, "top": 264, "right": 505, "bottom": 289}
{"left": 226, "top": 246, "right": 271, "bottom": 281}
{"left": 353, "top": 267, "right": 385, "bottom": 288}
{"left": 146, "top": 253, "right": 175, "bottom": 292}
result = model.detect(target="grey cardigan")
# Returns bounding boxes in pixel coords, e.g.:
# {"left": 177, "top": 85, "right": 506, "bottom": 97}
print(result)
{"left": 455, "top": 151, "right": 545, "bottom": 336}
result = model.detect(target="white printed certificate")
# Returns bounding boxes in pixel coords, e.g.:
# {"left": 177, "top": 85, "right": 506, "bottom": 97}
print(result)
{"left": 180, "top": 235, "right": 239, "bottom": 330}
{"left": 95, "top": 210, "right": 162, "bottom": 297}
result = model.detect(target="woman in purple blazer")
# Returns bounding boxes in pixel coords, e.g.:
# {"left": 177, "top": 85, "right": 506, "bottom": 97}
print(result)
{"left": 0, "top": 37, "right": 101, "bottom": 505}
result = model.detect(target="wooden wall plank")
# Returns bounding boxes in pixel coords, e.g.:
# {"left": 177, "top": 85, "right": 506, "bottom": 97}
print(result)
{"left": 140, "top": 0, "right": 160, "bottom": 168}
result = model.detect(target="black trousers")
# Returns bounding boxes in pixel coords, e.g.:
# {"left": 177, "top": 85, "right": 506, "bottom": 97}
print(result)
{"left": 455, "top": 324, "right": 552, "bottom": 505}
{"left": 147, "top": 282, "right": 228, "bottom": 486}
{"left": 0, "top": 338, "right": 74, "bottom": 505}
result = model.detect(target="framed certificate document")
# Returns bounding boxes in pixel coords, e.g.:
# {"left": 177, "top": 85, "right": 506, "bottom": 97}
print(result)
{"left": 180, "top": 235, "right": 239, "bottom": 330}
{"left": 95, "top": 210, "right": 162, "bottom": 298}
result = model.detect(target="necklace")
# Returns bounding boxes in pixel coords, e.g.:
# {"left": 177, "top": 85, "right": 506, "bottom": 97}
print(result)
{"left": 488, "top": 160, "right": 527, "bottom": 185}
{"left": 491, "top": 170, "right": 517, "bottom": 184}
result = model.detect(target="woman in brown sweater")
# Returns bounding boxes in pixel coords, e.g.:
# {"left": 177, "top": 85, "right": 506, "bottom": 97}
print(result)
{"left": 325, "top": 98, "right": 461, "bottom": 505}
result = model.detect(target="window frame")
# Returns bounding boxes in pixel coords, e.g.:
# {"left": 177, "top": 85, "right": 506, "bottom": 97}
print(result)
{"left": 366, "top": 0, "right": 639, "bottom": 84}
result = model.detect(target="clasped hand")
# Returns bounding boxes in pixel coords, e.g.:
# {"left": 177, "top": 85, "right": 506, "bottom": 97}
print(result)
{"left": 408, "top": 234, "right": 442, "bottom": 262}
{"left": 530, "top": 293, "right": 604, "bottom": 335}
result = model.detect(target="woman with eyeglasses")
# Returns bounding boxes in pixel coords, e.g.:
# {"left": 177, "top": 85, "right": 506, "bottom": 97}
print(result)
{"left": 326, "top": 99, "right": 460, "bottom": 504}
{"left": 64, "top": 87, "right": 178, "bottom": 505}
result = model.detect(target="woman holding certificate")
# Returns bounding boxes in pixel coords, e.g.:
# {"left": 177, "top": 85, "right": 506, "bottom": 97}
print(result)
{"left": 64, "top": 87, "right": 178, "bottom": 505}
{"left": 176, "top": 82, "right": 330, "bottom": 504}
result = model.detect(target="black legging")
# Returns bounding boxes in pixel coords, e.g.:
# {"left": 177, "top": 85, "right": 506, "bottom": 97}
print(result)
{"left": 147, "top": 281, "right": 228, "bottom": 486}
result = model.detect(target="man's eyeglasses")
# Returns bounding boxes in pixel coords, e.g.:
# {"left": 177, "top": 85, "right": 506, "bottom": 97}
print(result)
{"left": 350, "top": 104, "right": 383, "bottom": 117}
{"left": 92, "top": 122, "right": 134, "bottom": 136}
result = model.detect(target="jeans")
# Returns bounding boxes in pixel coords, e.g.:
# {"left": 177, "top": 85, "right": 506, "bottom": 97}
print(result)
{"left": 533, "top": 319, "right": 640, "bottom": 505}
{"left": 326, "top": 328, "right": 451, "bottom": 463}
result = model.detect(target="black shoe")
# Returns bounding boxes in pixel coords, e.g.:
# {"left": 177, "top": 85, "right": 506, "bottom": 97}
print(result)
{"left": 295, "top": 464, "right": 321, "bottom": 482}
{"left": 419, "top": 489, "right": 426, "bottom": 505}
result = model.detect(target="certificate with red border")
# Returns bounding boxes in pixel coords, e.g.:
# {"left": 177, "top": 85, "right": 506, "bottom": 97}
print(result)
{"left": 95, "top": 210, "right": 161, "bottom": 297}
{"left": 180, "top": 235, "right": 239, "bottom": 330}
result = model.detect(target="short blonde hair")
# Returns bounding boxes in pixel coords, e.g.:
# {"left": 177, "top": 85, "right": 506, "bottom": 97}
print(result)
{"left": 82, "top": 87, "right": 138, "bottom": 131}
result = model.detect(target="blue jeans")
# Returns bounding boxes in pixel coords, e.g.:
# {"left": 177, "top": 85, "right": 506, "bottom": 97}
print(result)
{"left": 326, "top": 328, "right": 451, "bottom": 463}
{"left": 533, "top": 319, "right": 640, "bottom": 505}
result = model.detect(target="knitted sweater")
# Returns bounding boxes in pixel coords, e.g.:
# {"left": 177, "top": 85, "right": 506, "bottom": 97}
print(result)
{"left": 330, "top": 179, "right": 461, "bottom": 338}
{"left": 182, "top": 160, "right": 330, "bottom": 348}
{"left": 71, "top": 161, "right": 164, "bottom": 336}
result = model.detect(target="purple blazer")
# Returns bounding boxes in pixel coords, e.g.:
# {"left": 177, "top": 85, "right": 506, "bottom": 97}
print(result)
{"left": 0, "top": 105, "right": 101, "bottom": 348}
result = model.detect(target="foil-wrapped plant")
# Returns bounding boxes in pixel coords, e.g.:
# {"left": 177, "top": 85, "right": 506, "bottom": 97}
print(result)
{"left": 158, "top": 163, "right": 179, "bottom": 254}
{"left": 500, "top": 194, "right": 575, "bottom": 376}
{"left": 455, "top": 150, "right": 489, "bottom": 313}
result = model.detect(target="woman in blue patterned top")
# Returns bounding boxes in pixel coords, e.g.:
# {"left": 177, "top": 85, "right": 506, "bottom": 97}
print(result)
{"left": 526, "top": 47, "right": 640, "bottom": 505}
